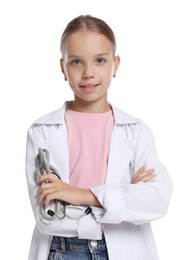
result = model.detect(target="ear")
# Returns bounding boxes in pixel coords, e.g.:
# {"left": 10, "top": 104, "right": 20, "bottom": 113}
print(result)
{"left": 60, "top": 59, "right": 67, "bottom": 80}
{"left": 113, "top": 55, "right": 120, "bottom": 77}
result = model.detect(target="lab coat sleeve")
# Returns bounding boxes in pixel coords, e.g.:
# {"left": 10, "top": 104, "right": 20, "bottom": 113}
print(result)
{"left": 25, "top": 125, "right": 81, "bottom": 237}
{"left": 90, "top": 123, "right": 173, "bottom": 225}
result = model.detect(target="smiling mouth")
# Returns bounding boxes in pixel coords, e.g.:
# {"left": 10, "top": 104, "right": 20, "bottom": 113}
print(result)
{"left": 80, "top": 83, "right": 100, "bottom": 89}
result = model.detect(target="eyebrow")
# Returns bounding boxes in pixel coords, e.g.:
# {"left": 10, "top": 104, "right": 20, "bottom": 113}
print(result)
{"left": 68, "top": 53, "right": 111, "bottom": 59}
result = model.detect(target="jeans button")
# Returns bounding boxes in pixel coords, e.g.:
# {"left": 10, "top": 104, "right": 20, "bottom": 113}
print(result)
{"left": 90, "top": 240, "right": 98, "bottom": 247}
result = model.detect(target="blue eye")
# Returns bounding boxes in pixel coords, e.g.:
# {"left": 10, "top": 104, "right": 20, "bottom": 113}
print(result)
{"left": 96, "top": 58, "right": 105, "bottom": 64}
{"left": 71, "top": 59, "right": 81, "bottom": 65}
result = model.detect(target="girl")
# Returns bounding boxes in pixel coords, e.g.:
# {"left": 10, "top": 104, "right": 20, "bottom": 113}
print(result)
{"left": 26, "top": 15, "right": 173, "bottom": 260}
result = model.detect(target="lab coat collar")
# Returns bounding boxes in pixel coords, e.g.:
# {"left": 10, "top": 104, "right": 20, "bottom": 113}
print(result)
{"left": 34, "top": 101, "right": 141, "bottom": 126}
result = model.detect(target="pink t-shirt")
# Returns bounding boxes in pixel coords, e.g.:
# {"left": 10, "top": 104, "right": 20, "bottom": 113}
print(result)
{"left": 65, "top": 109, "right": 114, "bottom": 188}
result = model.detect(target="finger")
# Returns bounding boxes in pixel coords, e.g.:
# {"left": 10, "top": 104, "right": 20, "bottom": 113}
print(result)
{"left": 38, "top": 186, "right": 57, "bottom": 205}
{"left": 134, "top": 168, "right": 154, "bottom": 180}
{"left": 137, "top": 170, "right": 155, "bottom": 179}
{"left": 144, "top": 168, "right": 155, "bottom": 175}
{"left": 131, "top": 168, "right": 145, "bottom": 183}
{"left": 139, "top": 174, "right": 157, "bottom": 182}
{"left": 131, "top": 169, "right": 156, "bottom": 184}
{"left": 134, "top": 167, "right": 154, "bottom": 178}
{"left": 37, "top": 174, "right": 59, "bottom": 184}
{"left": 44, "top": 192, "right": 59, "bottom": 208}
{"left": 136, "top": 172, "right": 156, "bottom": 182}
{"left": 37, "top": 182, "right": 54, "bottom": 195}
{"left": 134, "top": 167, "right": 145, "bottom": 177}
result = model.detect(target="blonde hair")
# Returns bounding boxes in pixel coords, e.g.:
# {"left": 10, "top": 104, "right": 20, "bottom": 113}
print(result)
{"left": 60, "top": 15, "right": 116, "bottom": 57}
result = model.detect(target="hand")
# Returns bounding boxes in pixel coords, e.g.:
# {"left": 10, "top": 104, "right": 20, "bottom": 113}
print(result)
{"left": 131, "top": 167, "right": 156, "bottom": 184}
{"left": 37, "top": 174, "right": 102, "bottom": 208}
{"left": 37, "top": 174, "right": 84, "bottom": 208}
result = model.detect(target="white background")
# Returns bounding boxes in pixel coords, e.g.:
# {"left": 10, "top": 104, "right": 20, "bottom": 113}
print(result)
{"left": 0, "top": 0, "right": 195, "bottom": 259}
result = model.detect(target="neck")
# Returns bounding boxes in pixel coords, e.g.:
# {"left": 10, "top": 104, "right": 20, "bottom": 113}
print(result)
{"left": 70, "top": 97, "right": 111, "bottom": 113}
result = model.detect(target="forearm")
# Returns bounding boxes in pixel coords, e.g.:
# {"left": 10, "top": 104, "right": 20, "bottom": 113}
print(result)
{"left": 37, "top": 174, "right": 102, "bottom": 208}
{"left": 79, "top": 188, "right": 102, "bottom": 208}
{"left": 80, "top": 167, "right": 156, "bottom": 207}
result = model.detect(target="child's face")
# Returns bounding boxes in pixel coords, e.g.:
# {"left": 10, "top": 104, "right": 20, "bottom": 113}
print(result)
{"left": 60, "top": 30, "right": 120, "bottom": 105}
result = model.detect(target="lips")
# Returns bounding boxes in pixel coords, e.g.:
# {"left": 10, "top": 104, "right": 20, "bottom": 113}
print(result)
{"left": 80, "top": 83, "right": 100, "bottom": 89}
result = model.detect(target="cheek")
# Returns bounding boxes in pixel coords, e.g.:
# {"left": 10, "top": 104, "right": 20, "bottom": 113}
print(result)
{"left": 65, "top": 69, "right": 76, "bottom": 82}
{"left": 66, "top": 72, "right": 81, "bottom": 90}
{"left": 103, "top": 66, "right": 114, "bottom": 79}
{"left": 67, "top": 66, "right": 82, "bottom": 80}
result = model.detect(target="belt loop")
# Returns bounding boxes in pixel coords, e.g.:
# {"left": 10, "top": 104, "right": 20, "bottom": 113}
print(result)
{"left": 60, "top": 237, "right": 66, "bottom": 252}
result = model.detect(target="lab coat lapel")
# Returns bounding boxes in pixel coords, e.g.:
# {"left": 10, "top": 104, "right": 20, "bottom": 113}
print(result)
{"left": 34, "top": 104, "right": 70, "bottom": 182}
{"left": 43, "top": 124, "right": 70, "bottom": 182}
{"left": 105, "top": 125, "right": 134, "bottom": 184}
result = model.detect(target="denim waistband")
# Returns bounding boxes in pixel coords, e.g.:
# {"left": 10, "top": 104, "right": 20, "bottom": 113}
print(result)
{"left": 50, "top": 235, "right": 107, "bottom": 253}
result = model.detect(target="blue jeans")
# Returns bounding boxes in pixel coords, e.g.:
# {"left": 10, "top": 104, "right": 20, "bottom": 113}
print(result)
{"left": 48, "top": 235, "right": 109, "bottom": 260}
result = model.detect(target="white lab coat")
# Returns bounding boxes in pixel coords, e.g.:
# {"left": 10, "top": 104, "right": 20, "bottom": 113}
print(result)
{"left": 26, "top": 101, "right": 173, "bottom": 260}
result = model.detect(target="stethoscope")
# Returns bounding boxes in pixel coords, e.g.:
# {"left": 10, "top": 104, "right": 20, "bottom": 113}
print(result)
{"left": 35, "top": 148, "right": 92, "bottom": 221}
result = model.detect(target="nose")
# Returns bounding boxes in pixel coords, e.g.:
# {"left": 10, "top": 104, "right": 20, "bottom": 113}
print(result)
{"left": 82, "top": 64, "right": 94, "bottom": 79}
